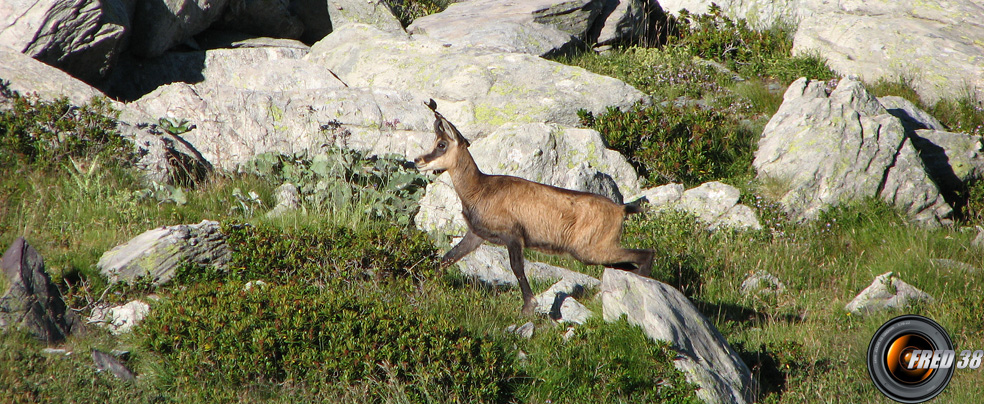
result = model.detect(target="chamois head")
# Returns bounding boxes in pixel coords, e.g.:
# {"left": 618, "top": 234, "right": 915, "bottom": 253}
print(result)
{"left": 414, "top": 99, "right": 471, "bottom": 173}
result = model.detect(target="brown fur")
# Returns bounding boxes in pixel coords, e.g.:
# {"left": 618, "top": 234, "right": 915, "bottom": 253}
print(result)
{"left": 414, "top": 100, "right": 653, "bottom": 314}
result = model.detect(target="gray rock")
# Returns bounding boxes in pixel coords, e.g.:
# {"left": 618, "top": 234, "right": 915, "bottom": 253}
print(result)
{"left": 91, "top": 349, "right": 136, "bottom": 381}
{"left": 974, "top": 227, "right": 984, "bottom": 250}
{"left": 129, "top": 0, "right": 230, "bottom": 58}
{"left": 656, "top": 0, "right": 801, "bottom": 29}
{"left": 632, "top": 182, "right": 762, "bottom": 230}
{"left": 0, "top": 238, "right": 83, "bottom": 344}
{"left": 910, "top": 129, "right": 984, "bottom": 197}
{"left": 0, "top": 0, "right": 131, "bottom": 82}
{"left": 454, "top": 242, "right": 601, "bottom": 290}
{"left": 119, "top": 122, "right": 213, "bottom": 185}
{"left": 533, "top": 279, "right": 594, "bottom": 324}
{"left": 739, "top": 271, "right": 785, "bottom": 296}
{"left": 793, "top": 0, "right": 984, "bottom": 104}
{"left": 267, "top": 183, "right": 302, "bottom": 217}
{"left": 87, "top": 300, "right": 150, "bottom": 335}
{"left": 753, "top": 77, "right": 951, "bottom": 226}
{"left": 633, "top": 182, "right": 684, "bottom": 206}
{"left": 601, "top": 268, "right": 755, "bottom": 404}
{"left": 326, "top": 0, "right": 404, "bottom": 34}
{"left": 97, "top": 220, "right": 231, "bottom": 286}
{"left": 879, "top": 96, "right": 945, "bottom": 134}
{"left": 845, "top": 272, "right": 934, "bottom": 315}
{"left": 929, "top": 258, "right": 979, "bottom": 273}
{"left": 591, "top": 0, "right": 657, "bottom": 47}
{"left": 308, "top": 24, "right": 646, "bottom": 137}
{"left": 416, "top": 122, "right": 641, "bottom": 234}
{"left": 0, "top": 45, "right": 111, "bottom": 106}
{"left": 407, "top": 0, "right": 602, "bottom": 57}
{"left": 506, "top": 321, "right": 535, "bottom": 339}
{"left": 215, "top": 0, "right": 304, "bottom": 39}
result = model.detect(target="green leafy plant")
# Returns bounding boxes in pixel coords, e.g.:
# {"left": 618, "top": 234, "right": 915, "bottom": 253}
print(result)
{"left": 241, "top": 149, "right": 428, "bottom": 225}
{"left": 157, "top": 117, "right": 195, "bottom": 136}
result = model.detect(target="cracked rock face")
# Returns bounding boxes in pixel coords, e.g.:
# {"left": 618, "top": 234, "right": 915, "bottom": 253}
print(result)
{"left": 753, "top": 77, "right": 951, "bottom": 226}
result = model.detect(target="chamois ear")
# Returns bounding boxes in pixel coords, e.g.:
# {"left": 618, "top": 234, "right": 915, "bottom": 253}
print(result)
{"left": 427, "top": 98, "right": 471, "bottom": 147}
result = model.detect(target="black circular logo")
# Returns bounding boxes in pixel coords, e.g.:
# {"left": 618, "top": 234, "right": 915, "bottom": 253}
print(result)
{"left": 867, "top": 315, "right": 954, "bottom": 403}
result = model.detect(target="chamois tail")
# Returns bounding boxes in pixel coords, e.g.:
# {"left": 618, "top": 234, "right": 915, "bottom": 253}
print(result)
{"left": 623, "top": 197, "right": 647, "bottom": 215}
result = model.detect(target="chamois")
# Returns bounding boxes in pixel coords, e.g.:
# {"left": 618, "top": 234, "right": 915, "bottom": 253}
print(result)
{"left": 414, "top": 99, "right": 654, "bottom": 314}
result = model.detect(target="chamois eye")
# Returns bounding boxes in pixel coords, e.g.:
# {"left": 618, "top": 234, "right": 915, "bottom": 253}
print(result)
{"left": 438, "top": 142, "right": 447, "bottom": 150}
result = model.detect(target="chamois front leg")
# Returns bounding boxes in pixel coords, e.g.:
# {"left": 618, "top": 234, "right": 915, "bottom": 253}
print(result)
{"left": 506, "top": 239, "right": 535, "bottom": 315}
{"left": 441, "top": 230, "right": 484, "bottom": 267}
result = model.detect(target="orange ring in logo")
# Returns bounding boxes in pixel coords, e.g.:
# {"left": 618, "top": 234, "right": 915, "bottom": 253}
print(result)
{"left": 886, "top": 334, "right": 935, "bottom": 384}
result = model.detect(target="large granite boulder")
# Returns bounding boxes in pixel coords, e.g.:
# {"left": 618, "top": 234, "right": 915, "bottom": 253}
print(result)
{"left": 753, "top": 77, "right": 951, "bottom": 226}
{"left": 793, "top": 0, "right": 984, "bottom": 104}
{"left": 129, "top": 0, "right": 230, "bottom": 58}
{"left": 407, "top": 0, "right": 603, "bottom": 57}
{"left": 0, "top": 45, "right": 110, "bottom": 106}
{"left": 308, "top": 23, "right": 646, "bottom": 137}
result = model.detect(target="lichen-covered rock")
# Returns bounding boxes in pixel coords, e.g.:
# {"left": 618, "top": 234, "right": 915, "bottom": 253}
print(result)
{"left": 632, "top": 182, "right": 762, "bottom": 230}
{"left": 308, "top": 23, "right": 646, "bottom": 137}
{"left": 0, "top": 238, "right": 83, "bottom": 344}
{"left": 845, "top": 272, "right": 934, "bottom": 315}
{"left": 754, "top": 77, "right": 951, "bottom": 226}
{"left": 415, "top": 122, "right": 640, "bottom": 235}
{"left": 793, "top": 0, "right": 984, "bottom": 104}
{"left": 0, "top": 0, "right": 131, "bottom": 82}
{"left": 326, "top": 0, "right": 404, "bottom": 34}
{"left": 602, "top": 268, "right": 756, "bottom": 404}
{"left": 656, "top": 0, "right": 801, "bottom": 29}
{"left": 408, "top": 0, "right": 602, "bottom": 57}
{"left": 98, "top": 220, "right": 231, "bottom": 286}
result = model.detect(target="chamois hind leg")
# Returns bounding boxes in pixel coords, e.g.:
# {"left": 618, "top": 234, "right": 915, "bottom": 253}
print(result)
{"left": 599, "top": 248, "right": 655, "bottom": 277}
{"left": 441, "top": 230, "right": 484, "bottom": 267}
{"left": 505, "top": 239, "right": 535, "bottom": 315}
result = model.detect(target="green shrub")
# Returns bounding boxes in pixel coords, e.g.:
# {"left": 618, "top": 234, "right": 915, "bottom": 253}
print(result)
{"left": 141, "top": 281, "right": 516, "bottom": 402}
{"left": 0, "top": 83, "right": 130, "bottom": 172}
{"left": 579, "top": 103, "right": 757, "bottom": 186}
{"left": 385, "top": 0, "right": 451, "bottom": 27}
{"left": 669, "top": 5, "right": 836, "bottom": 83}
{"left": 177, "top": 222, "right": 441, "bottom": 285}
{"left": 519, "top": 318, "right": 701, "bottom": 403}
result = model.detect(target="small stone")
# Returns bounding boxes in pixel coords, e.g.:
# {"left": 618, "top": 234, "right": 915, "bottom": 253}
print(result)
{"left": 740, "top": 271, "right": 786, "bottom": 296}
{"left": 506, "top": 321, "right": 535, "bottom": 339}
{"left": 845, "top": 272, "right": 934, "bottom": 315}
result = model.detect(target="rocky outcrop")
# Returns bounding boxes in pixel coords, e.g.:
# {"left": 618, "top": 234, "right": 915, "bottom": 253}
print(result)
{"left": 602, "top": 268, "right": 755, "bottom": 404}
{"left": 754, "top": 77, "right": 952, "bottom": 226}
{"left": 845, "top": 272, "right": 933, "bottom": 315}
{"left": 120, "top": 122, "right": 214, "bottom": 185}
{"left": 416, "top": 122, "right": 641, "bottom": 235}
{"left": 326, "top": 0, "right": 404, "bottom": 34}
{"left": 407, "top": 0, "right": 602, "bottom": 57}
{"left": 656, "top": 0, "right": 800, "bottom": 29}
{"left": 98, "top": 220, "right": 232, "bottom": 286}
{"left": 591, "top": 0, "right": 658, "bottom": 48}
{"left": 309, "top": 24, "right": 646, "bottom": 137}
{"left": 0, "top": 238, "right": 83, "bottom": 344}
{"left": 633, "top": 182, "right": 762, "bottom": 230}
{"left": 793, "top": 0, "right": 984, "bottom": 104}
{"left": 0, "top": 0, "right": 131, "bottom": 82}
{"left": 0, "top": 46, "right": 110, "bottom": 106}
